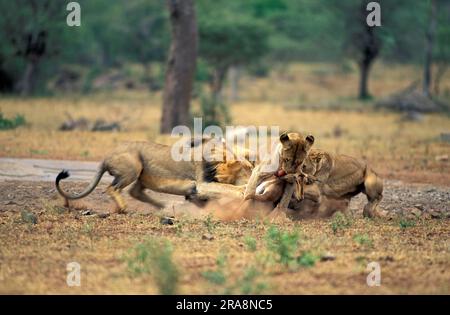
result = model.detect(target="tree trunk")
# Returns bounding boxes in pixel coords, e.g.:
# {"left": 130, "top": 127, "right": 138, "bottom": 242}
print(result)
{"left": 423, "top": 0, "right": 437, "bottom": 97}
{"left": 228, "top": 66, "right": 240, "bottom": 102}
{"left": 355, "top": 2, "right": 380, "bottom": 100}
{"left": 358, "top": 61, "right": 372, "bottom": 100}
{"left": 17, "top": 58, "right": 38, "bottom": 96}
{"left": 211, "top": 66, "right": 227, "bottom": 101}
{"left": 160, "top": 0, "right": 198, "bottom": 134}
{"left": 0, "top": 67, "right": 14, "bottom": 93}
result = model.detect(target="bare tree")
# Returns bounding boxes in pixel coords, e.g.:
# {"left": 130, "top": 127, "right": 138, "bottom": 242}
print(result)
{"left": 160, "top": 0, "right": 198, "bottom": 134}
{"left": 423, "top": 0, "right": 437, "bottom": 97}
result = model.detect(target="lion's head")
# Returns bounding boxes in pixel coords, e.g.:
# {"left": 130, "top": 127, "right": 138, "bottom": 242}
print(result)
{"left": 279, "top": 132, "right": 315, "bottom": 174}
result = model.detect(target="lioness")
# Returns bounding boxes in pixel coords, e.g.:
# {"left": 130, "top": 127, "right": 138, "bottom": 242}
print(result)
{"left": 293, "top": 148, "right": 384, "bottom": 218}
{"left": 253, "top": 143, "right": 384, "bottom": 218}
{"left": 238, "top": 132, "right": 315, "bottom": 221}
{"left": 56, "top": 140, "right": 250, "bottom": 212}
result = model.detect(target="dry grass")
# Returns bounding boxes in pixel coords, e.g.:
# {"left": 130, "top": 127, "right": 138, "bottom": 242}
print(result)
{"left": 0, "top": 204, "right": 448, "bottom": 294}
{"left": 0, "top": 62, "right": 449, "bottom": 294}
{"left": 1, "top": 62, "right": 449, "bottom": 185}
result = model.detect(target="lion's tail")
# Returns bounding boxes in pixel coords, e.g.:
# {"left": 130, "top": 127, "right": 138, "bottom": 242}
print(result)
{"left": 55, "top": 162, "right": 107, "bottom": 200}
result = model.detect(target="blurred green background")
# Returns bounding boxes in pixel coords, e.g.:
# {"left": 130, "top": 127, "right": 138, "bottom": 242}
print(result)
{"left": 0, "top": 0, "right": 448, "bottom": 98}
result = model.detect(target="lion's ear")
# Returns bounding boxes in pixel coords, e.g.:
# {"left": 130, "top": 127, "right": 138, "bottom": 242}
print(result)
{"left": 305, "top": 134, "right": 314, "bottom": 146}
{"left": 279, "top": 132, "right": 290, "bottom": 144}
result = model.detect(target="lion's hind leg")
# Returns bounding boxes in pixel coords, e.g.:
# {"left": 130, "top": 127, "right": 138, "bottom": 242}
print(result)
{"left": 106, "top": 157, "right": 141, "bottom": 213}
{"left": 107, "top": 185, "right": 127, "bottom": 214}
{"left": 362, "top": 170, "right": 384, "bottom": 218}
{"left": 129, "top": 181, "right": 165, "bottom": 209}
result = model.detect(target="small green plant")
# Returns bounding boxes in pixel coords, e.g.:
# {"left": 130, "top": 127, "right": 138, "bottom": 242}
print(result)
{"left": 353, "top": 234, "right": 373, "bottom": 247}
{"left": 399, "top": 219, "right": 416, "bottom": 229}
{"left": 234, "top": 266, "right": 268, "bottom": 295}
{"left": 175, "top": 220, "right": 185, "bottom": 237}
{"left": 126, "top": 238, "right": 179, "bottom": 295}
{"left": 297, "top": 251, "right": 318, "bottom": 268}
{"left": 21, "top": 209, "right": 37, "bottom": 225}
{"left": 330, "top": 213, "right": 352, "bottom": 234}
{"left": 265, "top": 225, "right": 299, "bottom": 267}
{"left": 244, "top": 235, "right": 257, "bottom": 252}
{"left": 0, "top": 112, "right": 26, "bottom": 130}
{"left": 203, "top": 250, "right": 268, "bottom": 294}
{"left": 82, "top": 223, "right": 95, "bottom": 241}
{"left": 202, "top": 270, "right": 227, "bottom": 285}
{"left": 204, "top": 214, "right": 219, "bottom": 233}
{"left": 202, "top": 250, "right": 227, "bottom": 285}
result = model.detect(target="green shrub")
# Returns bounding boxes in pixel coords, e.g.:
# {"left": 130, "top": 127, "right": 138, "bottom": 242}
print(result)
{"left": 399, "top": 219, "right": 416, "bottom": 229}
{"left": 202, "top": 270, "right": 227, "bottom": 285}
{"left": 0, "top": 112, "right": 26, "bottom": 130}
{"left": 235, "top": 266, "right": 268, "bottom": 295}
{"left": 353, "top": 234, "right": 373, "bottom": 247}
{"left": 244, "top": 235, "right": 257, "bottom": 252}
{"left": 202, "top": 250, "right": 227, "bottom": 285}
{"left": 297, "top": 251, "right": 318, "bottom": 268}
{"left": 204, "top": 214, "right": 219, "bottom": 233}
{"left": 265, "top": 225, "right": 299, "bottom": 266}
{"left": 126, "top": 238, "right": 179, "bottom": 295}
{"left": 202, "top": 250, "right": 268, "bottom": 294}
{"left": 330, "top": 213, "right": 352, "bottom": 234}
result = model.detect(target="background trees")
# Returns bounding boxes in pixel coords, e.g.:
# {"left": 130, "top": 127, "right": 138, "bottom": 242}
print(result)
{"left": 0, "top": 0, "right": 448, "bottom": 115}
{"left": 0, "top": 0, "right": 68, "bottom": 95}
{"left": 160, "top": 0, "right": 198, "bottom": 134}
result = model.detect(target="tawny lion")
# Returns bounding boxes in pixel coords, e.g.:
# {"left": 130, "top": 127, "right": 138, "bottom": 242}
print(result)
{"left": 249, "top": 137, "right": 384, "bottom": 218}
{"left": 55, "top": 139, "right": 251, "bottom": 212}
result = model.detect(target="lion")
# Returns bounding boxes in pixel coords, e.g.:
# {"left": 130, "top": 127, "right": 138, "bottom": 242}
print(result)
{"left": 291, "top": 148, "right": 384, "bottom": 218}
{"left": 243, "top": 132, "right": 315, "bottom": 200}
{"left": 236, "top": 132, "right": 315, "bottom": 220}
{"left": 56, "top": 139, "right": 251, "bottom": 213}
{"left": 250, "top": 142, "right": 385, "bottom": 219}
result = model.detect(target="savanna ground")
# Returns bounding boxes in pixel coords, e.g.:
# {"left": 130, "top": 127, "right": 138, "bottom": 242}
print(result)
{"left": 0, "top": 62, "right": 449, "bottom": 294}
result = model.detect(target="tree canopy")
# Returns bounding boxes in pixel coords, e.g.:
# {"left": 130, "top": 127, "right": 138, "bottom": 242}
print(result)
{"left": 0, "top": 0, "right": 447, "bottom": 95}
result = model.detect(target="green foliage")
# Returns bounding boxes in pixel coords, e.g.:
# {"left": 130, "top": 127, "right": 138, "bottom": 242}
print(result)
{"left": 202, "top": 270, "right": 227, "bottom": 285}
{"left": 353, "top": 233, "right": 373, "bottom": 247}
{"left": 202, "top": 250, "right": 227, "bottom": 285}
{"left": 20, "top": 209, "right": 37, "bottom": 225}
{"left": 1, "top": 0, "right": 447, "bottom": 95}
{"left": 199, "top": 16, "right": 269, "bottom": 70}
{"left": 204, "top": 214, "right": 220, "bottom": 233}
{"left": 244, "top": 236, "right": 257, "bottom": 252}
{"left": 202, "top": 250, "right": 268, "bottom": 294}
{"left": 399, "top": 219, "right": 416, "bottom": 229}
{"left": 0, "top": 112, "right": 26, "bottom": 130}
{"left": 265, "top": 225, "right": 299, "bottom": 266}
{"left": 235, "top": 266, "right": 268, "bottom": 295}
{"left": 296, "top": 251, "right": 318, "bottom": 268}
{"left": 126, "top": 238, "right": 179, "bottom": 295}
{"left": 330, "top": 213, "right": 352, "bottom": 234}
{"left": 82, "top": 223, "right": 96, "bottom": 241}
